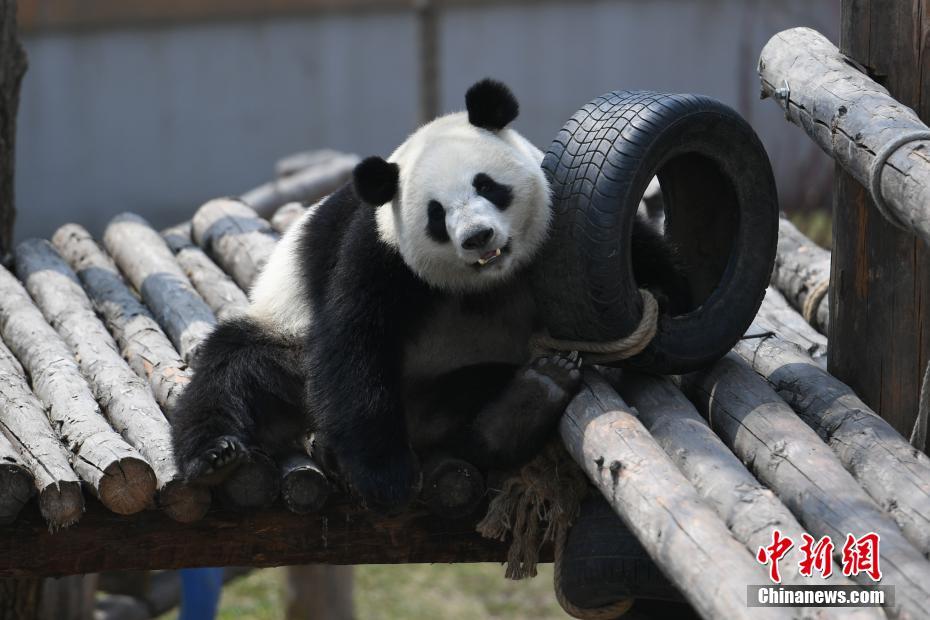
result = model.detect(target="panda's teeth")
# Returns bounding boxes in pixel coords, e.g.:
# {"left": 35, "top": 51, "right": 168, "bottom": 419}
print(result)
{"left": 476, "top": 248, "right": 502, "bottom": 266}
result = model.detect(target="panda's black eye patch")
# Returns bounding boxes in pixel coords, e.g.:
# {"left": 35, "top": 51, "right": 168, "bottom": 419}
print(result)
{"left": 426, "top": 200, "right": 450, "bottom": 243}
{"left": 473, "top": 173, "right": 513, "bottom": 210}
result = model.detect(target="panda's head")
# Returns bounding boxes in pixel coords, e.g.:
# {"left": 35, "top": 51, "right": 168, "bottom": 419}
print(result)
{"left": 353, "top": 79, "right": 551, "bottom": 293}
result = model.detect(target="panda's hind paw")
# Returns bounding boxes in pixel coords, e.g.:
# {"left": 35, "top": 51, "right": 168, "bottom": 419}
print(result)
{"left": 531, "top": 352, "right": 583, "bottom": 392}
{"left": 183, "top": 435, "right": 250, "bottom": 485}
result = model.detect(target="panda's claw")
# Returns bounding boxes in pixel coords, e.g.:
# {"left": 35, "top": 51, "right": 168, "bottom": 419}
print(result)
{"left": 184, "top": 435, "right": 250, "bottom": 485}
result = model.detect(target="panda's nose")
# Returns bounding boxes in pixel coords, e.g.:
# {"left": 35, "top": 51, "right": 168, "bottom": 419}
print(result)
{"left": 461, "top": 227, "right": 494, "bottom": 250}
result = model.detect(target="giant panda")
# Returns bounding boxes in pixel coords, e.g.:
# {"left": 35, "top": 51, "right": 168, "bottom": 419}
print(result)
{"left": 171, "top": 79, "right": 688, "bottom": 514}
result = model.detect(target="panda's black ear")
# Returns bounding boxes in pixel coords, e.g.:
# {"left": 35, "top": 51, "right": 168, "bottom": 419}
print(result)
{"left": 465, "top": 78, "right": 519, "bottom": 131}
{"left": 353, "top": 156, "right": 400, "bottom": 206}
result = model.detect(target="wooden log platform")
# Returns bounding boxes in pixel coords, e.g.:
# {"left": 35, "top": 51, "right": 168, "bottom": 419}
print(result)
{"left": 0, "top": 186, "right": 924, "bottom": 619}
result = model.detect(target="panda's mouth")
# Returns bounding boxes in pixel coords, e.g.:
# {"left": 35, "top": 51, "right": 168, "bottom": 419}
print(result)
{"left": 473, "top": 242, "right": 512, "bottom": 268}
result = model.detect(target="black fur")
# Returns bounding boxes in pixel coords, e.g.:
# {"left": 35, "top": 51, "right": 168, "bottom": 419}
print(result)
{"left": 631, "top": 217, "right": 693, "bottom": 315}
{"left": 170, "top": 181, "right": 691, "bottom": 516}
{"left": 353, "top": 156, "right": 399, "bottom": 206}
{"left": 426, "top": 200, "right": 450, "bottom": 243}
{"left": 473, "top": 173, "right": 513, "bottom": 210}
{"left": 465, "top": 79, "right": 519, "bottom": 131}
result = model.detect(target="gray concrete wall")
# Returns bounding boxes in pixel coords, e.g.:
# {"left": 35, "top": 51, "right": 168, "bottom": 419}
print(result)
{"left": 15, "top": 0, "right": 840, "bottom": 240}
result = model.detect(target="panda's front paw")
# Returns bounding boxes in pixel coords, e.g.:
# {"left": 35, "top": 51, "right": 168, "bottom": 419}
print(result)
{"left": 181, "top": 435, "right": 251, "bottom": 485}
{"left": 339, "top": 447, "right": 421, "bottom": 516}
{"left": 525, "top": 352, "right": 583, "bottom": 402}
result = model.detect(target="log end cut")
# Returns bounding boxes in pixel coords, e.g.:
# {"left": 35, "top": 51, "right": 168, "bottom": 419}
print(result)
{"left": 218, "top": 452, "right": 281, "bottom": 509}
{"left": 97, "top": 457, "right": 157, "bottom": 516}
{"left": 37, "top": 480, "right": 84, "bottom": 530}
{"left": 0, "top": 463, "right": 35, "bottom": 526}
{"left": 281, "top": 461, "right": 331, "bottom": 515}
{"left": 157, "top": 479, "right": 211, "bottom": 523}
{"left": 420, "top": 457, "right": 485, "bottom": 519}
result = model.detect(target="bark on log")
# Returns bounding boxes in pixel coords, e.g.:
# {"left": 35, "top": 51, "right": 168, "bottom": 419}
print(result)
{"left": 0, "top": 337, "right": 82, "bottom": 529}
{"left": 103, "top": 214, "right": 215, "bottom": 363}
{"left": 0, "top": 0, "right": 26, "bottom": 258}
{"left": 683, "top": 353, "right": 930, "bottom": 619}
{"left": 190, "top": 198, "right": 279, "bottom": 292}
{"left": 772, "top": 218, "right": 830, "bottom": 333}
{"left": 15, "top": 239, "right": 208, "bottom": 523}
{"left": 759, "top": 27, "right": 930, "bottom": 242}
{"left": 753, "top": 287, "right": 828, "bottom": 365}
{"left": 0, "top": 500, "right": 520, "bottom": 577}
{"left": 242, "top": 153, "right": 358, "bottom": 218}
{"left": 280, "top": 453, "right": 331, "bottom": 515}
{"left": 608, "top": 370, "right": 877, "bottom": 620}
{"left": 162, "top": 222, "right": 249, "bottom": 320}
{"left": 0, "top": 265, "right": 152, "bottom": 515}
{"left": 559, "top": 369, "right": 787, "bottom": 620}
{"left": 734, "top": 332, "right": 930, "bottom": 558}
{"left": 270, "top": 202, "right": 307, "bottom": 234}
{"left": 51, "top": 224, "right": 190, "bottom": 415}
{"left": 52, "top": 224, "right": 190, "bottom": 417}
{"left": 0, "top": 432, "right": 33, "bottom": 527}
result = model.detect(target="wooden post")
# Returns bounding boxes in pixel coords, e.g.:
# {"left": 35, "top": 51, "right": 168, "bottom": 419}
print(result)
{"left": 0, "top": 0, "right": 25, "bottom": 257}
{"left": 830, "top": 1, "right": 930, "bottom": 447}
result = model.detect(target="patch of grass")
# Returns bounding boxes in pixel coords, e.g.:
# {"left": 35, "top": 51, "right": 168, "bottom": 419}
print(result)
{"left": 788, "top": 210, "right": 832, "bottom": 249}
{"left": 158, "top": 564, "right": 570, "bottom": 620}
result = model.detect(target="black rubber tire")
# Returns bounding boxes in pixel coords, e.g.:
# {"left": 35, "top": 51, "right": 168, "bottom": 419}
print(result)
{"left": 532, "top": 91, "right": 778, "bottom": 374}
{"left": 558, "top": 496, "right": 684, "bottom": 606}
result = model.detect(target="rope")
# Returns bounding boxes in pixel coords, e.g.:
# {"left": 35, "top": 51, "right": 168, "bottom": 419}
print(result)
{"left": 867, "top": 130, "right": 930, "bottom": 231}
{"left": 802, "top": 279, "right": 830, "bottom": 325}
{"left": 476, "top": 443, "right": 634, "bottom": 619}
{"left": 907, "top": 351, "right": 930, "bottom": 458}
{"left": 530, "top": 290, "right": 659, "bottom": 364}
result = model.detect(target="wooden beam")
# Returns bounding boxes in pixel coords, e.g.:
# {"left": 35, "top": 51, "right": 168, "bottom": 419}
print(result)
{"left": 0, "top": 499, "right": 519, "bottom": 578}
{"left": 833, "top": 3, "right": 930, "bottom": 445}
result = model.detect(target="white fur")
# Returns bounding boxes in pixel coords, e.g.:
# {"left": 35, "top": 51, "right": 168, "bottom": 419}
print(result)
{"left": 376, "top": 111, "right": 551, "bottom": 293}
{"left": 247, "top": 206, "right": 314, "bottom": 339}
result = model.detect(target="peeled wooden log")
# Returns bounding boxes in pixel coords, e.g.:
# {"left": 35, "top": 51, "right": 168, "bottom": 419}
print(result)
{"left": 754, "top": 287, "right": 828, "bottom": 365}
{"left": 190, "top": 198, "right": 279, "bottom": 292}
{"left": 419, "top": 456, "right": 485, "bottom": 519}
{"left": 15, "top": 239, "right": 209, "bottom": 523}
{"left": 162, "top": 222, "right": 249, "bottom": 320}
{"left": 0, "top": 265, "right": 153, "bottom": 515}
{"left": 759, "top": 27, "right": 930, "bottom": 241}
{"left": 103, "top": 214, "right": 215, "bottom": 363}
{"left": 242, "top": 153, "right": 358, "bottom": 217}
{"left": 734, "top": 332, "right": 930, "bottom": 558}
{"left": 772, "top": 218, "right": 830, "bottom": 333}
{"left": 609, "top": 369, "right": 878, "bottom": 620}
{"left": 51, "top": 224, "right": 190, "bottom": 415}
{"left": 0, "top": 338, "right": 82, "bottom": 530}
{"left": 274, "top": 149, "right": 345, "bottom": 179}
{"left": 280, "top": 453, "right": 331, "bottom": 515}
{"left": 0, "top": 433, "right": 33, "bottom": 526}
{"left": 560, "top": 369, "right": 787, "bottom": 620}
{"left": 684, "top": 353, "right": 930, "bottom": 619}
{"left": 270, "top": 202, "right": 306, "bottom": 234}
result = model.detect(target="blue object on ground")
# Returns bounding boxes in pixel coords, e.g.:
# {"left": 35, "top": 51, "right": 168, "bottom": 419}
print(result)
{"left": 179, "top": 567, "right": 225, "bottom": 620}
